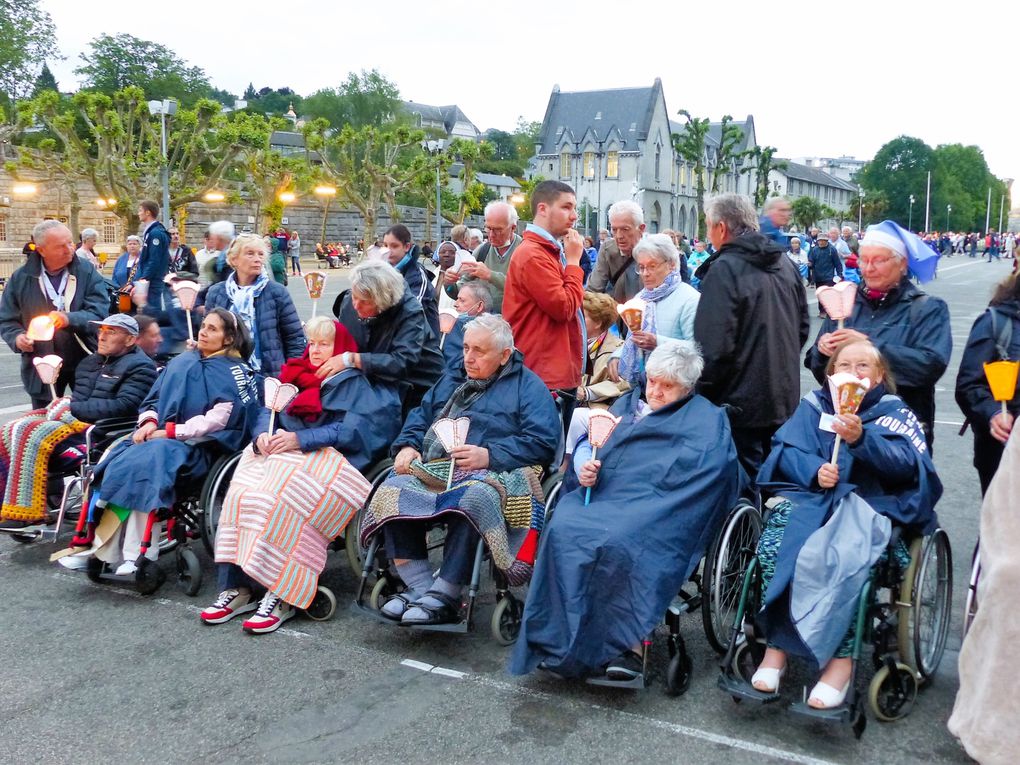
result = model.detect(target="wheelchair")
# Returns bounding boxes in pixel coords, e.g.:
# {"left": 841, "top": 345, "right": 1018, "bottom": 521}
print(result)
{"left": 353, "top": 465, "right": 564, "bottom": 645}
{"left": 62, "top": 437, "right": 241, "bottom": 598}
{"left": 198, "top": 452, "right": 397, "bottom": 623}
{"left": 2, "top": 417, "right": 137, "bottom": 545}
{"left": 717, "top": 519, "right": 953, "bottom": 738}
{"left": 579, "top": 496, "right": 762, "bottom": 695}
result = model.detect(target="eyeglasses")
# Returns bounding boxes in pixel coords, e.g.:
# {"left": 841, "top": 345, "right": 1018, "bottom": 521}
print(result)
{"left": 834, "top": 361, "right": 875, "bottom": 374}
{"left": 860, "top": 256, "right": 894, "bottom": 268}
{"left": 635, "top": 262, "right": 666, "bottom": 274}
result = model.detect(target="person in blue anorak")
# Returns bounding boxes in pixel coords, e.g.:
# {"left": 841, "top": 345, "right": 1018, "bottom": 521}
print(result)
{"left": 510, "top": 341, "right": 743, "bottom": 682}
{"left": 805, "top": 220, "right": 951, "bottom": 448}
{"left": 440, "top": 281, "right": 492, "bottom": 379}
{"left": 62, "top": 308, "right": 260, "bottom": 576}
{"left": 749, "top": 339, "right": 941, "bottom": 710}
{"left": 360, "top": 314, "right": 560, "bottom": 627}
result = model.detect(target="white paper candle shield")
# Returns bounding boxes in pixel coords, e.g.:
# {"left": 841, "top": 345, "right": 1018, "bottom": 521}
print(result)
{"left": 33, "top": 354, "right": 63, "bottom": 401}
{"left": 815, "top": 281, "right": 856, "bottom": 328}
{"left": 27, "top": 315, "right": 55, "bottom": 341}
{"left": 264, "top": 377, "right": 299, "bottom": 435}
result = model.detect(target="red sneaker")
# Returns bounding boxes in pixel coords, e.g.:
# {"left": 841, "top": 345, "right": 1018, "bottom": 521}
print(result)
{"left": 200, "top": 589, "right": 257, "bottom": 624}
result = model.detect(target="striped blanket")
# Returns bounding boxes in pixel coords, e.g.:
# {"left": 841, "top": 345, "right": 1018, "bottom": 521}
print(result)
{"left": 215, "top": 445, "right": 371, "bottom": 609}
{"left": 361, "top": 459, "right": 547, "bottom": 586}
{"left": 0, "top": 398, "right": 88, "bottom": 522}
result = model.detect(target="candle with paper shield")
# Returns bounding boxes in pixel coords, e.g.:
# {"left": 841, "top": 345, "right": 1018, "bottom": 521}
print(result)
{"left": 617, "top": 297, "right": 646, "bottom": 333}
{"left": 432, "top": 416, "right": 471, "bottom": 489}
{"left": 584, "top": 410, "right": 621, "bottom": 506}
{"left": 438, "top": 309, "right": 458, "bottom": 350}
{"left": 131, "top": 279, "right": 149, "bottom": 307}
{"left": 815, "top": 281, "right": 856, "bottom": 329}
{"left": 303, "top": 271, "right": 327, "bottom": 318}
{"left": 984, "top": 360, "right": 1020, "bottom": 418}
{"left": 263, "top": 377, "right": 299, "bottom": 436}
{"left": 172, "top": 280, "right": 201, "bottom": 343}
{"left": 27, "top": 314, "right": 56, "bottom": 342}
{"left": 826, "top": 372, "right": 871, "bottom": 465}
{"left": 33, "top": 354, "right": 63, "bottom": 401}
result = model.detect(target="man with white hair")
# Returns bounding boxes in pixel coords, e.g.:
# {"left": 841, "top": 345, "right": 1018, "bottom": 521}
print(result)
{"left": 467, "top": 228, "right": 484, "bottom": 251}
{"left": 0, "top": 220, "right": 109, "bottom": 408}
{"left": 693, "top": 194, "right": 809, "bottom": 480}
{"left": 588, "top": 200, "right": 645, "bottom": 303}
{"left": 447, "top": 200, "right": 523, "bottom": 313}
{"left": 841, "top": 225, "right": 859, "bottom": 256}
{"left": 198, "top": 220, "right": 236, "bottom": 286}
{"left": 76, "top": 228, "right": 100, "bottom": 268}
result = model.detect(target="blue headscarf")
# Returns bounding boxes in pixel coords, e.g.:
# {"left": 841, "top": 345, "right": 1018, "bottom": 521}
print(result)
{"left": 861, "top": 220, "right": 940, "bottom": 283}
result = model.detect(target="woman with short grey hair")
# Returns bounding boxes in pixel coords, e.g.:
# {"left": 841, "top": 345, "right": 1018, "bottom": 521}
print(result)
{"left": 512, "top": 338, "right": 743, "bottom": 681}
{"left": 323, "top": 259, "right": 444, "bottom": 411}
{"left": 76, "top": 228, "right": 100, "bottom": 268}
{"left": 610, "top": 233, "right": 700, "bottom": 386}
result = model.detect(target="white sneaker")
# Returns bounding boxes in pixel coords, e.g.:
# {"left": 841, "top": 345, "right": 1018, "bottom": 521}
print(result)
{"left": 57, "top": 550, "right": 92, "bottom": 571}
{"left": 200, "top": 588, "right": 258, "bottom": 624}
{"left": 115, "top": 561, "right": 138, "bottom": 576}
{"left": 242, "top": 591, "right": 295, "bottom": 634}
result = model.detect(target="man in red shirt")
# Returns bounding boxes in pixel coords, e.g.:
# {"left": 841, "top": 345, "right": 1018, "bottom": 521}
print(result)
{"left": 503, "top": 181, "right": 585, "bottom": 392}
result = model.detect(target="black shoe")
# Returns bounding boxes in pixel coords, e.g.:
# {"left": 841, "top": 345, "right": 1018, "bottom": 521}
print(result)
{"left": 605, "top": 651, "right": 643, "bottom": 681}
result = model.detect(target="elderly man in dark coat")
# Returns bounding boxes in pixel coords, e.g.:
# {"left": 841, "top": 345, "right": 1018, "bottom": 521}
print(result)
{"left": 0, "top": 220, "right": 109, "bottom": 409}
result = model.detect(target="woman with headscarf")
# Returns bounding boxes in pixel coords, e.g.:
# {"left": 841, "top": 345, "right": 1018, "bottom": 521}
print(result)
{"left": 204, "top": 317, "right": 402, "bottom": 632}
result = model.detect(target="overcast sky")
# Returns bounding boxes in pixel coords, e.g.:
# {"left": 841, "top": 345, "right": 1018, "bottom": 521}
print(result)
{"left": 40, "top": 0, "right": 1020, "bottom": 199}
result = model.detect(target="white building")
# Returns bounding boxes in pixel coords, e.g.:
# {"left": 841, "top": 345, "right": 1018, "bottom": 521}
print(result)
{"left": 791, "top": 156, "right": 866, "bottom": 184}
{"left": 770, "top": 160, "right": 860, "bottom": 223}
{"left": 402, "top": 102, "right": 480, "bottom": 141}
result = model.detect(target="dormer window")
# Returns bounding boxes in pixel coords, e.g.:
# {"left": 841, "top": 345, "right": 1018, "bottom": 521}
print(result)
{"left": 594, "top": 111, "right": 602, "bottom": 120}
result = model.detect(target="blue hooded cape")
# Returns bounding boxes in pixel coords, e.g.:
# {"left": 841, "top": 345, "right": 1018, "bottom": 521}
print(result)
{"left": 509, "top": 388, "right": 742, "bottom": 678}
{"left": 755, "top": 386, "right": 941, "bottom": 667}
{"left": 254, "top": 369, "right": 402, "bottom": 473}
{"left": 94, "top": 351, "right": 260, "bottom": 512}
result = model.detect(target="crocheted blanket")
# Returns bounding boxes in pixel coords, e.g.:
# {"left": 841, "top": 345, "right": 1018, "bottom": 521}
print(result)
{"left": 0, "top": 398, "right": 88, "bottom": 522}
{"left": 361, "top": 459, "right": 547, "bottom": 586}
{"left": 215, "top": 445, "right": 371, "bottom": 609}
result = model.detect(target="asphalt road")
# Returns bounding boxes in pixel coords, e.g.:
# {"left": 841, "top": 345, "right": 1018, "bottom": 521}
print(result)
{"left": 1, "top": 255, "right": 1013, "bottom": 764}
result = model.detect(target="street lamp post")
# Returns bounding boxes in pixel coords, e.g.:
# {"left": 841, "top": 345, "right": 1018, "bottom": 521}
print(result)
{"left": 946, "top": 204, "right": 952, "bottom": 232}
{"left": 148, "top": 99, "right": 178, "bottom": 226}
{"left": 908, "top": 194, "right": 915, "bottom": 231}
{"left": 314, "top": 185, "right": 337, "bottom": 244}
{"left": 423, "top": 139, "right": 446, "bottom": 242}
{"left": 858, "top": 189, "right": 865, "bottom": 232}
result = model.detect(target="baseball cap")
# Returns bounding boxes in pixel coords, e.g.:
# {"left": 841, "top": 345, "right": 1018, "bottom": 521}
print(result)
{"left": 89, "top": 314, "right": 139, "bottom": 336}
{"left": 816, "top": 232, "right": 829, "bottom": 241}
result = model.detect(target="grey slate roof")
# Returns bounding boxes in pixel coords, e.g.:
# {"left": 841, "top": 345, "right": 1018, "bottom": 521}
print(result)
{"left": 402, "top": 101, "right": 479, "bottom": 136}
{"left": 537, "top": 80, "right": 664, "bottom": 155}
{"left": 270, "top": 130, "right": 305, "bottom": 148}
{"left": 777, "top": 160, "right": 859, "bottom": 191}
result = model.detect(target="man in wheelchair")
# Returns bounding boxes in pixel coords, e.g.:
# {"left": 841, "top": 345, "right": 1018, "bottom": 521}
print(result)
{"left": 746, "top": 339, "right": 941, "bottom": 710}
{"left": 0, "top": 314, "right": 158, "bottom": 533}
{"left": 359, "top": 314, "right": 560, "bottom": 626}
{"left": 510, "top": 341, "right": 743, "bottom": 681}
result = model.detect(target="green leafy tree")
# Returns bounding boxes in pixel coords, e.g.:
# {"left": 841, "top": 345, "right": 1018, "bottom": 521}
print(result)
{"left": 484, "top": 130, "right": 517, "bottom": 161}
{"left": 710, "top": 115, "right": 744, "bottom": 194}
{"left": 856, "top": 136, "right": 934, "bottom": 228}
{"left": 303, "top": 119, "right": 439, "bottom": 242}
{"left": 512, "top": 118, "right": 542, "bottom": 161}
{"left": 514, "top": 176, "right": 544, "bottom": 223}
{"left": 741, "top": 145, "right": 786, "bottom": 208}
{"left": 243, "top": 86, "right": 302, "bottom": 117}
{"left": 847, "top": 190, "right": 888, "bottom": 231}
{"left": 73, "top": 33, "right": 213, "bottom": 106}
{"left": 31, "top": 62, "right": 58, "bottom": 96}
{"left": 671, "top": 110, "right": 711, "bottom": 240}
{"left": 243, "top": 83, "right": 257, "bottom": 100}
{"left": 791, "top": 196, "right": 827, "bottom": 231}
{"left": 0, "top": 0, "right": 57, "bottom": 99}
{"left": 6, "top": 135, "right": 88, "bottom": 236}
{"left": 21, "top": 87, "right": 272, "bottom": 229}
{"left": 230, "top": 142, "right": 309, "bottom": 233}
{"left": 303, "top": 69, "right": 401, "bottom": 129}
{"left": 0, "top": 103, "right": 22, "bottom": 163}
{"left": 447, "top": 137, "right": 494, "bottom": 223}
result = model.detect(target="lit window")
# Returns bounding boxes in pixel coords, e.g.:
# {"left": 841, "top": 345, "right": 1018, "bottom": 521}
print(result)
{"left": 606, "top": 151, "right": 619, "bottom": 178}
{"left": 560, "top": 151, "right": 571, "bottom": 179}
{"left": 102, "top": 218, "right": 118, "bottom": 243}
{"left": 583, "top": 151, "right": 595, "bottom": 178}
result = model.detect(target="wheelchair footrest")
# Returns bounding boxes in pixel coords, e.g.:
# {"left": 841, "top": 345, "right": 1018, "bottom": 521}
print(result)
{"left": 717, "top": 672, "right": 781, "bottom": 704}
{"left": 788, "top": 699, "right": 854, "bottom": 723}
{"left": 586, "top": 673, "right": 648, "bottom": 690}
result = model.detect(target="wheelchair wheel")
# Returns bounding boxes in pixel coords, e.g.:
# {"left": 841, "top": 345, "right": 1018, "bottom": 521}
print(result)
{"left": 490, "top": 595, "right": 523, "bottom": 646}
{"left": 665, "top": 645, "right": 693, "bottom": 697}
{"left": 963, "top": 544, "right": 980, "bottom": 636}
{"left": 731, "top": 636, "right": 765, "bottom": 684}
{"left": 898, "top": 529, "right": 952, "bottom": 682}
{"left": 10, "top": 531, "right": 37, "bottom": 544}
{"left": 540, "top": 471, "right": 563, "bottom": 525}
{"left": 304, "top": 586, "right": 337, "bottom": 621}
{"left": 135, "top": 557, "right": 166, "bottom": 595}
{"left": 86, "top": 556, "right": 105, "bottom": 583}
{"left": 702, "top": 501, "right": 762, "bottom": 653}
{"left": 369, "top": 576, "right": 397, "bottom": 611}
{"left": 198, "top": 451, "right": 243, "bottom": 556}
{"left": 346, "top": 458, "right": 393, "bottom": 575}
{"left": 175, "top": 547, "right": 202, "bottom": 596}
{"left": 868, "top": 662, "right": 918, "bottom": 722}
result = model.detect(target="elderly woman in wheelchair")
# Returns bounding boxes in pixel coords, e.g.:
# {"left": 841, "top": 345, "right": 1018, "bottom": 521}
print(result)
{"left": 510, "top": 340, "right": 743, "bottom": 682}
{"left": 736, "top": 339, "right": 942, "bottom": 715}
{"left": 203, "top": 317, "right": 402, "bottom": 632}
{"left": 358, "top": 314, "right": 560, "bottom": 627}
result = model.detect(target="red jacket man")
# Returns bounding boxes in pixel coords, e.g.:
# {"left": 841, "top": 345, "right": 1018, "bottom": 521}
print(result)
{"left": 503, "top": 181, "right": 585, "bottom": 390}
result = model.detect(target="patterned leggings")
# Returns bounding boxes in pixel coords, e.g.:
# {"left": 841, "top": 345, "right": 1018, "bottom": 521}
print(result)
{"left": 757, "top": 499, "right": 911, "bottom": 659}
